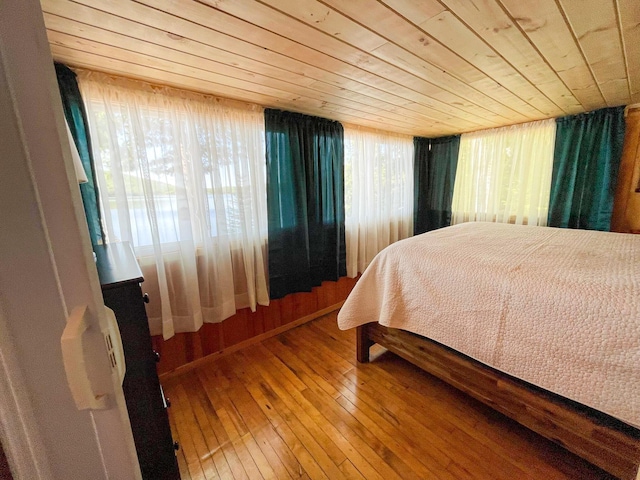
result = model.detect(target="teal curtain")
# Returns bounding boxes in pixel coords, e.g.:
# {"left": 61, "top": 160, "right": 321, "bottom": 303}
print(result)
{"left": 548, "top": 106, "right": 625, "bottom": 231}
{"left": 413, "top": 135, "right": 460, "bottom": 235}
{"left": 265, "top": 109, "right": 346, "bottom": 299}
{"left": 55, "top": 63, "right": 104, "bottom": 244}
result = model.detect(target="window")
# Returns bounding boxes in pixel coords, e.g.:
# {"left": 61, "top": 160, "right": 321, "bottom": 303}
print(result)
{"left": 451, "top": 119, "right": 556, "bottom": 226}
{"left": 344, "top": 125, "right": 414, "bottom": 277}
{"left": 80, "top": 72, "right": 269, "bottom": 338}
{"left": 88, "top": 101, "right": 264, "bottom": 248}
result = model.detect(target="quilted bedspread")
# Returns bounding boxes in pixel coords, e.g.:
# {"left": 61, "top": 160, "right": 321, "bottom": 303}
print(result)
{"left": 337, "top": 222, "right": 640, "bottom": 427}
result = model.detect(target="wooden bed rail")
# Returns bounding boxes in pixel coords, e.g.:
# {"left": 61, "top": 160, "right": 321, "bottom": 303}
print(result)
{"left": 356, "top": 323, "right": 640, "bottom": 480}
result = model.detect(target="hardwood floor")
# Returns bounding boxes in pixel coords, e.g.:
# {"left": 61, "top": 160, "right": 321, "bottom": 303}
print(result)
{"left": 162, "top": 312, "right": 613, "bottom": 479}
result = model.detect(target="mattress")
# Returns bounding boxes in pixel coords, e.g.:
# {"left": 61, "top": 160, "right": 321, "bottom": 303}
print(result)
{"left": 337, "top": 222, "right": 640, "bottom": 428}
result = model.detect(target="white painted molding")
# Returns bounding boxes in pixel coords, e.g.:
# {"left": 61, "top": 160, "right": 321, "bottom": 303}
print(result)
{"left": 0, "top": 304, "right": 53, "bottom": 479}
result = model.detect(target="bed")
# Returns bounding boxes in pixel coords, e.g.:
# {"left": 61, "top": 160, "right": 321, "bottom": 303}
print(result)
{"left": 337, "top": 222, "right": 640, "bottom": 479}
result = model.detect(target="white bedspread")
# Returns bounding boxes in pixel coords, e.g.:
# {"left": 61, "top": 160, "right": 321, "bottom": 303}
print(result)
{"left": 338, "top": 222, "right": 640, "bottom": 428}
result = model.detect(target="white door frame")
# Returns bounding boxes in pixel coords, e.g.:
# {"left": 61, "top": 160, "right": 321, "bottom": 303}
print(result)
{"left": 0, "top": 1, "right": 140, "bottom": 478}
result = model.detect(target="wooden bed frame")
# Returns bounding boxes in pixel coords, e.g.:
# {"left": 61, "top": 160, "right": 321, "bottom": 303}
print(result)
{"left": 357, "top": 323, "right": 640, "bottom": 480}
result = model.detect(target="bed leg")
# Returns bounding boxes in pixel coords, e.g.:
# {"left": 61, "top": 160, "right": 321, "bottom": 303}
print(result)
{"left": 356, "top": 325, "right": 374, "bottom": 363}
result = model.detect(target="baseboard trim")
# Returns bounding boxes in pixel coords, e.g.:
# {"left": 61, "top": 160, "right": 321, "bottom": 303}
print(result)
{"left": 159, "top": 300, "right": 345, "bottom": 382}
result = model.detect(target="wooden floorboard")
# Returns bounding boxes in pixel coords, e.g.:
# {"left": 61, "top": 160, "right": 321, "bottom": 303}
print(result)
{"left": 162, "top": 312, "right": 614, "bottom": 479}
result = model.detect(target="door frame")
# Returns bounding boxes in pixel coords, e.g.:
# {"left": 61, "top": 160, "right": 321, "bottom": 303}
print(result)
{"left": 0, "top": 1, "right": 140, "bottom": 478}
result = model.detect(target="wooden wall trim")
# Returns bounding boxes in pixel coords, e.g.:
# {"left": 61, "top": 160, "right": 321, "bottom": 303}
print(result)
{"left": 152, "top": 276, "right": 358, "bottom": 375}
{"left": 612, "top": 108, "right": 640, "bottom": 233}
{"left": 159, "top": 300, "right": 345, "bottom": 381}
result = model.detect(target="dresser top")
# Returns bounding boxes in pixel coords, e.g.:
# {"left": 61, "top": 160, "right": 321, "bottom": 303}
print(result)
{"left": 94, "top": 242, "right": 143, "bottom": 289}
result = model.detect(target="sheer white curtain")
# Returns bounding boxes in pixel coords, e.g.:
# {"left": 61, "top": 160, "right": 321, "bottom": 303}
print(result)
{"left": 79, "top": 71, "right": 269, "bottom": 339}
{"left": 451, "top": 119, "right": 556, "bottom": 226}
{"left": 344, "top": 125, "right": 414, "bottom": 277}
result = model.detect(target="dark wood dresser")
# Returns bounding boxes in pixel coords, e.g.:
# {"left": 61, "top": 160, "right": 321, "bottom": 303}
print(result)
{"left": 94, "top": 242, "right": 180, "bottom": 480}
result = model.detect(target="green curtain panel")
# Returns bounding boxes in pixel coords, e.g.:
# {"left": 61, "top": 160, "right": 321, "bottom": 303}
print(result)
{"left": 265, "top": 109, "right": 346, "bottom": 299}
{"left": 413, "top": 135, "right": 461, "bottom": 235}
{"left": 548, "top": 106, "right": 626, "bottom": 231}
{"left": 55, "top": 63, "right": 104, "bottom": 244}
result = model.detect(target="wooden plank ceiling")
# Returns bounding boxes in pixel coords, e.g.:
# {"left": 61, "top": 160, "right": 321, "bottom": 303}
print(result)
{"left": 40, "top": 0, "right": 640, "bottom": 137}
